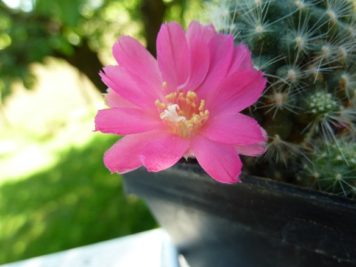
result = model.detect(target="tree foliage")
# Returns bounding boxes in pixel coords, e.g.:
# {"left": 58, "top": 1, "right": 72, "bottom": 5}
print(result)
{"left": 0, "top": 0, "right": 200, "bottom": 99}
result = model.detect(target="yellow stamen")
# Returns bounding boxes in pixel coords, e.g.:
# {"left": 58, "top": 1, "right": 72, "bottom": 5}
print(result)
{"left": 165, "top": 92, "right": 177, "bottom": 101}
{"left": 198, "top": 100, "right": 205, "bottom": 111}
{"left": 186, "top": 90, "right": 197, "bottom": 100}
{"left": 155, "top": 90, "right": 209, "bottom": 138}
{"left": 155, "top": 99, "right": 166, "bottom": 109}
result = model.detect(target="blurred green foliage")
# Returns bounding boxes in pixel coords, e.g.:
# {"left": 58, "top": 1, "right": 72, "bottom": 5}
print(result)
{"left": 0, "top": 0, "right": 202, "bottom": 99}
{"left": 0, "top": 135, "right": 157, "bottom": 264}
{"left": 0, "top": 1, "right": 204, "bottom": 263}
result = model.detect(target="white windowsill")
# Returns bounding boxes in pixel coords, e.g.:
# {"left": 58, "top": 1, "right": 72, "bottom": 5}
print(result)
{"left": 1, "top": 229, "right": 179, "bottom": 267}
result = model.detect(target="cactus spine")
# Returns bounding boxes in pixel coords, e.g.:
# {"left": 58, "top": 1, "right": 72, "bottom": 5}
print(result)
{"left": 208, "top": 0, "right": 356, "bottom": 198}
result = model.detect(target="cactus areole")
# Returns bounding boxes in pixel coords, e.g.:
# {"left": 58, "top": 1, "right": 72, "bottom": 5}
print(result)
{"left": 207, "top": 0, "right": 356, "bottom": 198}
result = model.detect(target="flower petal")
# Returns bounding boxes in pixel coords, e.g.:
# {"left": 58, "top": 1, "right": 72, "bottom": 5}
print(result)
{"left": 196, "top": 32, "right": 234, "bottom": 98}
{"left": 104, "top": 133, "right": 148, "bottom": 173}
{"left": 236, "top": 127, "right": 267, "bottom": 156}
{"left": 228, "top": 43, "right": 254, "bottom": 74}
{"left": 192, "top": 137, "right": 242, "bottom": 183}
{"left": 113, "top": 36, "right": 161, "bottom": 89}
{"left": 157, "top": 22, "right": 190, "bottom": 89}
{"left": 104, "top": 131, "right": 189, "bottom": 174}
{"left": 235, "top": 143, "right": 266, "bottom": 156}
{"left": 95, "top": 108, "right": 161, "bottom": 135}
{"left": 182, "top": 22, "right": 214, "bottom": 90}
{"left": 140, "top": 132, "right": 190, "bottom": 172}
{"left": 202, "top": 112, "right": 267, "bottom": 145}
{"left": 100, "top": 65, "right": 160, "bottom": 109}
{"left": 207, "top": 69, "right": 267, "bottom": 113}
{"left": 105, "top": 88, "right": 137, "bottom": 108}
{"left": 186, "top": 21, "right": 216, "bottom": 44}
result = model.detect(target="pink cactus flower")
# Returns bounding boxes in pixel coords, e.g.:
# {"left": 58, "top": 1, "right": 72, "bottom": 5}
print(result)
{"left": 95, "top": 21, "right": 267, "bottom": 183}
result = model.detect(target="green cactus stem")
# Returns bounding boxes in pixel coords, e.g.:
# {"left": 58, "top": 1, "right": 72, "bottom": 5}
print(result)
{"left": 208, "top": 0, "right": 356, "bottom": 198}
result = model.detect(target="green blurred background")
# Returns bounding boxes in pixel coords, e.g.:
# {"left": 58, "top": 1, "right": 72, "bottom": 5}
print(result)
{"left": 0, "top": 0, "right": 201, "bottom": 264}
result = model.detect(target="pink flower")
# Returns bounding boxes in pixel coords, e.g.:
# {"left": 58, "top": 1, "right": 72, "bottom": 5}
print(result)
{"left": 95, "top": 21, "right": 267, "bottom": 183}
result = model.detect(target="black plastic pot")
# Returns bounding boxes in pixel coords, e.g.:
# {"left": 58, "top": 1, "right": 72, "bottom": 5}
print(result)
{"left": 123, "top": 161, "right": 356, "bottom": 267}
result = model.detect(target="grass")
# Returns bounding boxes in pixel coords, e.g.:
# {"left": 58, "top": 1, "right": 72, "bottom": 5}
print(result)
{"left": 0, "top": 59, "right": 157, "bottom": 264}
{"left": 0, "top": 135, "right": 157, "bottom": 264}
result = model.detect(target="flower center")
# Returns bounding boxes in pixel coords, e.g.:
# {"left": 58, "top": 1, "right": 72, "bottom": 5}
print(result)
{"left": 155, "top": 90, "right": 209, "bottom": 138}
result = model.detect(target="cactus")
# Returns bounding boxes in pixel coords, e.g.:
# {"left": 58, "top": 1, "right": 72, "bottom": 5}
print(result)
{"left": 207, "top": 0, "right": 356, "bottom": 198}
{"left": 304, "top": 141, "right": 356, "bottom": 198}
